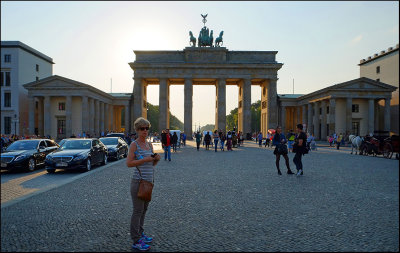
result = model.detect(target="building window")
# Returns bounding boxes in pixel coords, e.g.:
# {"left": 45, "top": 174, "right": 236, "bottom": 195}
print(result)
{"left": 376, "top": 78, "right": 380, "bottom": 82}
{"left": 4, "top": 54, "right": 11, "bottom": 63}
{"left": 0, "top": 72, "right": 3, "bottom": 86}
{"left": 352, "top": 104, "right": 359, "bottom": 113}
{"left": 4, "top": 117, "right": 12, "bottom": 134}
{"left": 4, "top": 93, "right": 11, "bottom": 107}
{"left": 58, "top": 102, "right": 65, "bottom": 111}
{"left": 352, "top": 122, "right": 360, "bottom": 136}
{"left": 36, "top": 64, "right": 39, "bottom": 72}
{"left": 57, "top": 119, "right": 66, "bottom": 134}
{"left": 36, "top": 76, "right": 39, "bottom": 81}
{"left": 376, "top": 66, "right": 380, "bottom": 74}
{"left": 5, "top": 72, "right": 10, "bottom": 86}
{"left": 327, "top": 106, "right": 329, "bottom": 114}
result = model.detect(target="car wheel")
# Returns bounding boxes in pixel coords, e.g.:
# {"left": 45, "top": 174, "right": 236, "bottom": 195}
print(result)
{"left": 102, "top": 154, "right": 107, "bottom": 165}
{"left": 47, "top": 168, "right": 56, "bottom": 174}
{"left": 86, "top": 159, "right": 91, "bottom": 172}
{"left": 27, "top": 158, "right": 36, "bottom": 172}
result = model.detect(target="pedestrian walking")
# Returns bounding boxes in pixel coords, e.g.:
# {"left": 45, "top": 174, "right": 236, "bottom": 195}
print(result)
{"left": 258, "top": 132, "right": 263, "bottom": 147}
{"left": 337, "top": 133, "right": 343, "bottom": 150}
{"left": 293, "top": 124, "right": 308, "bottom": 176}
{"left": 171, "top": 132, "right": 178, "bottom": 152}
{"left": 226, "top": 131, "right": 233, "bottom": 151}
{"left": 265, "top": 132, "right": 271, "bottom": 147}
{"left": 161, "top": 129, "right": 172, "bottom": 161}
{"left": 204, "top": 132, "right": 211, "bottom": 150}
{"left": 272, "top": 126, "right": 294, "bottom": 175}
{"left": 220, "top": 132, "right": 226, "bottom": 151}
{"left": 195, "top": 131, "right": 202, "bottom": 151}
{"left": 287, "top": 130, "right": 295, "bottom": 152}
{"left": 213, "top": 130, "right": 219, "bottom": 152}
{"left": 126, "top": 117, "right": 160, "bottom": 251}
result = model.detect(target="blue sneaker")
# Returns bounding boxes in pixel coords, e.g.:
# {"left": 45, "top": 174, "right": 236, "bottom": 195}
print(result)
{"left": 141, "top": 233, "right": 153, "bottom": 243}
{"left": 132, "top": 238, "right": 150, "bottom": 251}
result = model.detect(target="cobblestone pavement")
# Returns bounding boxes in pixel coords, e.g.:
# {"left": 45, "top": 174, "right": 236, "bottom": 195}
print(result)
{"left": 1, "top": 140, "right": 398, "bottom": 252}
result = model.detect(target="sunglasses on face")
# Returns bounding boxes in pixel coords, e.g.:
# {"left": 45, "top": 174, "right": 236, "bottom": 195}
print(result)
{"left": 139, "top": 127, "right": 149, "bottom": 131}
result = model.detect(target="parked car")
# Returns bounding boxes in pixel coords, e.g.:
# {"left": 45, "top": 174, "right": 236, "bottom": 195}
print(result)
{"left": 45, "top": 138, "right": 107, "bottom": 173}
{"left": 106, "top": 133, "right": 125, "bottom": 138}
{"left": 0, "top": 139, "right": 59, "bottom": 172}
{"left": 99, "top": 137, "right": 128, "bottom": 160}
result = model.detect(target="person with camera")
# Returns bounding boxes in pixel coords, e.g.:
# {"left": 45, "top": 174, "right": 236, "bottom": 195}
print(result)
{"left": 293, "top": 123, "right": 308, "bottom": 176}
{"left": 272, "top": 126, "right": 294, "bottom": 175}
{"left": 126, "top": 117, "right": 160, "bottom": 251}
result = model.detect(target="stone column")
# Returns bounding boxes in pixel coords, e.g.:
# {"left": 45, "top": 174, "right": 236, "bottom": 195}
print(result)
{"left": 302, "top": 105, "right": 307, "bottom": 125}
{"left": 66, "top": 95, "right": 72, "bottom": 138}
{"left": 368, "top": 99, "right": 374, "bottom": 135}
{"left": 313, "top": 101, "right": 320, "bottom": 139}
{"left": 346, "top": 97, "right": 352, "bottom": 135}
{"left": 109, "top": 105, "right": 114, "bottom": 132}
{"left": 104, "top": 103, "right": 109, "bottom": 133}
{"left": 329, "top": 98, "right": 336, "bottom": 135}
{"left": 281, "top": 106, "right": 286, "bottom": 134}
{"left": 384, "top": 97, "right": 391, "bottom": 132}
{"left": 125, "top": 104, "right": 130, "bottom": 134}
{"left": 95, "top": 99, "right": 100, "bottom": 137}
{"left": 296, "top": 107, "right": 300, "bottom": 125}
{"left": 307, "top": 103, "right": 313, "bottom": 134}
{"left": 267, "top": 79, "right": 278, "bottom": 130}
{"left": 184, "top": 78, "right": 193, "bottom": 139}
{"left": 215, "top": 78, "right": 226, "bottom": 133}
{"left": 100, "top": 101, "right": 105, "bottom": 135}
{"left": 133, "top": 77, "right": 144, "bottom": 121}
{"left": 242, "top": 79, "right": 252, "bottom": 135}
{"left": 43, "top": 96, "right": 51, "bottom": 138}
{"left": 38, "top": 97, "right": 44, "bottom": 136}
{"left": 321, "top": 100, "right": 327, "bottom": 140}
{"left": 89, "top": 98, "right": 95, "bottom": 136}
{"left": 159, "top": 78, "right": 169, "bottom": 131}
{"left": 28, "top": 96, "right": 35, "bottom": 135}
{"left": 81, "top": 96, "right": 89, "bottom": 136}
{"left": 261, "top": 82, "right": 268, "bottom": 135}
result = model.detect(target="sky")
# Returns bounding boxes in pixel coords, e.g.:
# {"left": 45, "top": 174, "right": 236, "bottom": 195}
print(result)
{"left": 1, "top": 1, "right": 399, "bottom": 127}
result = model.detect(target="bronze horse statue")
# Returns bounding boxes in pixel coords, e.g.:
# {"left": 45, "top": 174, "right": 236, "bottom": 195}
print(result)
{"left": 215, "top": 31, "right": 224, "bottom": 47}
{"left": 189, "top": 31, "right": 196, "bottom": 47}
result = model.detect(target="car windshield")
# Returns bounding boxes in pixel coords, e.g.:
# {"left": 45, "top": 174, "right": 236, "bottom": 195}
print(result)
{"left": 99, "top": 138, "right": 118, "bottom": 145}
{"left": 60, "top": 140, "right": 91, "bottom": 150}
{"left": 6, "top": 140, "right": 39, "bottom": 150}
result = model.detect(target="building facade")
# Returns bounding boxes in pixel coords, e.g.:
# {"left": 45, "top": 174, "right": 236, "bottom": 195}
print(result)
{"left": 359, "top": 44, "right": 399, "bottom": 135}
{"left": 1, "top": 41, "right": 53, "bottom": 135}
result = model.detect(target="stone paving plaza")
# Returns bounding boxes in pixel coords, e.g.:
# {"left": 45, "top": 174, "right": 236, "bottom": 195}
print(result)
{"left": 1, "top": 140, "right": 399, "bottom": 252}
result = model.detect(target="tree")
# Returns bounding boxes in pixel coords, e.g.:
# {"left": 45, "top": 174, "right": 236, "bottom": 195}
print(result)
{"left": 146, "top": 102, "right": 183, "bottom": 133}
{"left": 225, "top": 100, "right": 261, "bottom": 133}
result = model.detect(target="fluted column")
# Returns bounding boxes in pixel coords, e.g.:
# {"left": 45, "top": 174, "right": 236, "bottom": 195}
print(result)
{"left": 89, "top": 98, "right": 95, "bottom": 136}
{"left": 43, "top": 96, "right": 51, "bottom": 138}
{"left": 95, "top": 99, "right": 100, "bottom": 137}
{"left": 329, "top": 98, "right": 336, "bottom": 135}
{"left": 104, "top": 103, "right": 109, "bottom": 133}
{"left": 267, "top": 79, "right": 278, "bottom": 130}
{"left": 321, "top": 100, "right": 327, "bottom": 140}
{"left": 81, "top": 96, "right": 89, "bottom": 135}
{"left": 133, "top": 77, "right": 144, "bottom": 121}
{"left": 302, "top": 105, "right": 307, "bottom": 125}
{"left": 125, "top": 104, "right": 129, "bottom": 134}
{"left": 384, "top": 97, "right": 391, "bottom": 132}
{"left": 184, "top": 78, "right": 193, "bottom": 139}
{"left": 38, "top": 97, "right": 43, "bottom": 136}
{"left": 346, "top": 98, "right": 352, "bottom": 135}
{"left": 100, "top": 101, "right": 105, "bottom": 135}
{"left": 281, "top": 106, "right": 286, "bottom": 134}
{"left": 307, "top": 103, "right": 313, "bottom": 135}
{"left": 159, "top": 78, "right": 169, "bottom": 131}
{"left": 28, "top": 96, "right": 35, "bottom": 135}
{"left": 368, "top": 99, "right": 374, "bottom": 135}
{"left": 313, "top": 101, "right": 320, "bottom": 139}
{"left": 242, "top": 79, "right": 252, "bottom": 134}
{"left": 66, "top": 95, "right": 72, "bottom": 138}
{"left": 109, "top": 105, "right": 114, "bottom": 132}
{"left": 216, "top": 78, "right": 226, "bottom": 133}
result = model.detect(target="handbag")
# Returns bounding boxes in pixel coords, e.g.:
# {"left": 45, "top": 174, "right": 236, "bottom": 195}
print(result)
{"left": 277, "top": 143, "right": 288, "bottom": 154}
{"left": 137, "top": 168, "right": 154, "bottom": 202}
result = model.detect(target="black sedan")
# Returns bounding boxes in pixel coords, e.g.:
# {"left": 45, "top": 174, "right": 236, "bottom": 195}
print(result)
{"left": 0, "top": 139, "right": 59, "bottom": 172}
{"left": 45, "top": 138, "right": 108, "bottom": 173}
{"left": 99, "top": 137, "right": 128, "bottom": 160}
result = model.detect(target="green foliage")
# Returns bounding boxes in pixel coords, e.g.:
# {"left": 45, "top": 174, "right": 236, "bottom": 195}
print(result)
{"left": 200, "top": 124, "right": 215, "bottom": 132}
{"left": 226, "top": 107, "right": 238, "bottom": 130}
{"left": 146, "top": 102, "right": 183, "bottom": 133}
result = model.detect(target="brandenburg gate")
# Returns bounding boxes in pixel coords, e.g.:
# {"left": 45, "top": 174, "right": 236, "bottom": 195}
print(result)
{"left": 129, "top": 15, "right": 283, "bottom": 138}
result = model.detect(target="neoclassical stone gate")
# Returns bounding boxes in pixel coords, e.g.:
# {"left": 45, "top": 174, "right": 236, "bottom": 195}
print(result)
{"left": 129, "top": 47, "right": 282, "bottom": 138}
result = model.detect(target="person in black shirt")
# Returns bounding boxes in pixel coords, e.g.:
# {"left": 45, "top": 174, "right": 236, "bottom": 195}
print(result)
{"left": 293, "top": 124, "right": 307, "bottom": 176}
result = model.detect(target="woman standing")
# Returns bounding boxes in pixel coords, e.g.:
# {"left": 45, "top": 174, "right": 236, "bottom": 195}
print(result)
{"left": 126, "top": 117, "right": 160, "bottom": 251}
{"left": 226, "top": 131, "right": 233, "bottom": 151}
{"left": 171, "top": 132, "right": 178, "bottom": 152}
{"left": 204, "top": 132, "right": 211, "bottom": 150}
{"left": 220, "top": 132, "right": 226, "bottom": 151}
{"left": 272, "top": 126, "right": 294, "bottom": 175}
{"left": 213, "top": 130, "right": 219, "bottom": 152}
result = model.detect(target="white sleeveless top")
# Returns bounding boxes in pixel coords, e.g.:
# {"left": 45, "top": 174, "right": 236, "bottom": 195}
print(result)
{"left": 132, "top": 141, "right": 154, "bottom": 183}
